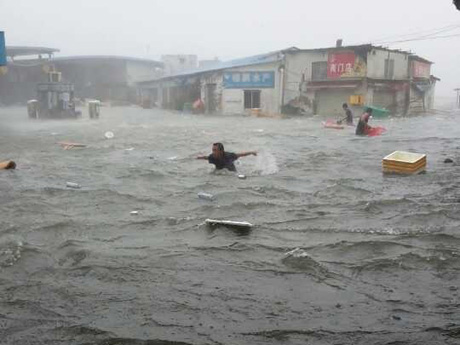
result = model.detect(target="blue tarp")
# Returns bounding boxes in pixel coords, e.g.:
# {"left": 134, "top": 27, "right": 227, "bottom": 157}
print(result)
{"left": 0, "top": 32, "right": 6, "bottom": 66}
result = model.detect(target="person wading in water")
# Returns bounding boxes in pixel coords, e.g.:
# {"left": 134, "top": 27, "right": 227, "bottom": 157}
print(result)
{"left": 355, "top": 108, "right": 373, "bottom": 135}
{"left": 197, "top": 143, "right": 257, "bottom": 172}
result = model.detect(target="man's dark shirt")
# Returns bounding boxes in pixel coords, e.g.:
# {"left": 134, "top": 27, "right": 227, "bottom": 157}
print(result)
{"left": 345, "top": 108, "right": 353, "bottom": 125}
{"left": 208, "top": 152, "right": 238, "bottom": 171}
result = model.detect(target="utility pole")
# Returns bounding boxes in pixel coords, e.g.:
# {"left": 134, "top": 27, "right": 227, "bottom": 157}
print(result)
{"left": 455, "top": 88, "right": 460, "bottom": 108}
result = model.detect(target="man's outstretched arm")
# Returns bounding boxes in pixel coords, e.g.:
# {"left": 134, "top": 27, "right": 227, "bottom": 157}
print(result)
{"left": 236, "top": 151, "right": 257, "bottom": 158}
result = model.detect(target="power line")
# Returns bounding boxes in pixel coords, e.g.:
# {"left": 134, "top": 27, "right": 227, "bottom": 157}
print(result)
{"left": 376, "top": 33, "right": 460, "bottom": 45}
{"left": 370, "top": 22, "right": 460, "bottom": 44}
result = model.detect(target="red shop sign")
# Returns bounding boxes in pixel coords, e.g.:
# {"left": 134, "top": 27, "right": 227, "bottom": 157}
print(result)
{"left": 328, "top": 52, "right": 355, "bottom": 79}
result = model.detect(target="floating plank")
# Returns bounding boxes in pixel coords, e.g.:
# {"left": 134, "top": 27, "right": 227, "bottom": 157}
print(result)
{"left": 205, "top": 219, "right": 253, "bottom": 229}
{"left": 57, "top": 142, "right": 87, "bottom": 150}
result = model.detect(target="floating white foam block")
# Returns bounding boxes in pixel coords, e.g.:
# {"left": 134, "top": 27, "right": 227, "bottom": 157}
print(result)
{"left": 66, "top": 182, "right": 81, "bottom": 189}
{"left": 104, "top": 131, "right": 114, "bottom": 139}
{"left": 205, "top": 219, "right": 253, "bottom": 228}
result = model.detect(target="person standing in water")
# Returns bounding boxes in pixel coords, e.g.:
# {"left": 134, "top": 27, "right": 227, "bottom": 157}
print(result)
{"left": 355, "top": 108, "right": 373, "bottom": 135}
{"left": 341, "top": 103, "right": 354, "bottom": 125}
{"left": 197, "top": 143, "right": 257, "bottom": 172}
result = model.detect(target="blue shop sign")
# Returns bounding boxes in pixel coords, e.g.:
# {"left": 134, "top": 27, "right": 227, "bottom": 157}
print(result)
{"left": 0, "top": 32, "right": 6, "bottom": 66}
{"left": 223, "top": 71, "right": 275, "bottom": 88}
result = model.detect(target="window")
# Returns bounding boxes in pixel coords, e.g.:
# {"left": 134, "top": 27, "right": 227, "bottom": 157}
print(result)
{"left": 312, "top": 61, "right": 327, "bottom": 81}
{"left": 244, "top": 90, "right": 261, "bottom": 109}
{"left": 384, "top": 59, "right": 394, "bottom": 79}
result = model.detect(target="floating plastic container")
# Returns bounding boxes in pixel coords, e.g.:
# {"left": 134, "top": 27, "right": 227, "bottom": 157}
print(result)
{"left": 66, "top": 182, "right": 81, "bottom": 189}
{"left": 198, "top": 192, "right": 214, "bottom": 201}
{"left": 383, "top": 151, "right": 426, "bottom": 175}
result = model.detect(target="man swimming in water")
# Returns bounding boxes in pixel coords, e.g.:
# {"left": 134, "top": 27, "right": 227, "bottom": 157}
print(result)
{"left": 197, "top": 143, "right": 257, "bottom": 172}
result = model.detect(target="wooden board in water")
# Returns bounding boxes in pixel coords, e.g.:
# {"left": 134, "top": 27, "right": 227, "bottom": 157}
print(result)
{"left": 205, "top": 219, "right": 253, "bottom": 228}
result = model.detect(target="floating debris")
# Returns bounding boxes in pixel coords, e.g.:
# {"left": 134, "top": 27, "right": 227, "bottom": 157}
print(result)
{"left": 198, "top": 192, "right": 214, "bottom": 201}
{"left": 58, "top": 142, "right": 86, "bottom": 150}
{"left": 104, "top": 131, "right": 114, "bottom": 139}
{"left": 66, "top": 182, "right": 81, "bottom": 189}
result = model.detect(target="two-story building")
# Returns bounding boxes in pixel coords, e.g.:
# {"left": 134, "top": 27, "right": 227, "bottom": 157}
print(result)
{"left": 283, "top": 43, "right": 438, "bottom": 116}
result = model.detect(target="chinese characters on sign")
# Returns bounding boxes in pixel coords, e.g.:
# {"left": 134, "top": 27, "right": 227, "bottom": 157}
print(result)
{"left": 327, "top": 52, "right": 356, "bottom": 79}
{"left": 326, "top": 52, "right": 366, "bottom": 79}
{"left": 223, "top": 71, "right": 275, "bottom": 88}
{"left": 412, "top": 61, "right": 430, "bottom": 78}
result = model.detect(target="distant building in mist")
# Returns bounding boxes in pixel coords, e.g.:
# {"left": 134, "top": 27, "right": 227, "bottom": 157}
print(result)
{"left": 52, "top": 56, "right": 162, "bottom": 104}
{"left": 0, "top": 46, "right": 163, "bottom": 105}
{"left": 199, "top": 58, "right": 221, "bottom": 69}
{"left": 138, "top": 42, "right": 438, "bottom": 116}
{"left": 161, "top": 54, "right": 197, "bottom": 76}
{"left": 0, "top": 46, "right": 59, "bottom": 105}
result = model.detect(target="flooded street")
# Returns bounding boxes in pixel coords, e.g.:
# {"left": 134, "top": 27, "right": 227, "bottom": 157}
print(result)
{"left": 1, "top": 106, "right": 460, "bottom": 344}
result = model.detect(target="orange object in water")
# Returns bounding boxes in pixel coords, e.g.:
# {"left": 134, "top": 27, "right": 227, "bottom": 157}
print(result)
{"left": 0, "top": 160, "right": 16, "bottom": 169}
{"left": 367, "top": 126, "right": 386, "bottom": 137}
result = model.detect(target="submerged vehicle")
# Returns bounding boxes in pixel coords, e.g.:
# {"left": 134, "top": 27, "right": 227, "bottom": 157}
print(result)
{"left": 28, "top": 71, "right": 81, "bottom": 119}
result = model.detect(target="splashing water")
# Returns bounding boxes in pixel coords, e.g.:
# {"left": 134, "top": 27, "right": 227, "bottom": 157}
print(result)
{"left": 0, "top": 239, "right": 23, "bottom": 268}
{"left": 252, "top": 151, "right": 279, "bottom": 175}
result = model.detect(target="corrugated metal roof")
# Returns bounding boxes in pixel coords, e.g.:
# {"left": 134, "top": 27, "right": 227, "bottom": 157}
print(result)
{"left": 289, "top": 44, "right": 433, "bottom": 65}
{"left": 408, "top": 55, "right": 433, "bottom": 64}
{"left": 290, "top": 44, "right": 414, "bottom": 56}
{"left": 139, "top": 47, "right": 298, "bottom": 84}
{"left": 51, "top": 55, "right": 163, "bottom": 66}
{"left": 6, "top": 46, "right": 59, "bottom": 57}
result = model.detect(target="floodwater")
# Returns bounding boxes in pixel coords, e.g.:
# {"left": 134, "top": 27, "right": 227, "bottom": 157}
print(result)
{"left": 1, "top": 106, "right": 460, "bottom": 345}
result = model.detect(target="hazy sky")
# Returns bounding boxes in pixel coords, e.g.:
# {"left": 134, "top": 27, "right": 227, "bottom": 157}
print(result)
{"left": 1, "top": 0, "right": 459, "bottom": 97}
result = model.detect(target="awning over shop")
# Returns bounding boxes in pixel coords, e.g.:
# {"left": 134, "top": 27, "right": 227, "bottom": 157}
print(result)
{"left": 306, "top": 82, "right": 361, "bottom": 90}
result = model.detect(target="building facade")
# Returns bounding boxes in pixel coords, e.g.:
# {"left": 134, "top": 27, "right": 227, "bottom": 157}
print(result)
{"left": 138, "top": 44, "right": 438, "bottom": 116}
{"left": 161, "top": 54, "right": 198, "bottom": 76}
{"left": 0, "top": 47, "right": 163, "bottom": 105}
{"left": 52, "top": 56, "right": 163, "bottom": 104}
{"left": 139, "top": 49, "right": 291, "bottom": 115}
{"left": 283, "top": 44, "right": 438, "bottom": 116}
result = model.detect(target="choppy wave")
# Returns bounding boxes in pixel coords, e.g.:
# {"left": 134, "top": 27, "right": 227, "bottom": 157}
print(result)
{"left": 2, "top": 107, "right": 460, "bottom": 344}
